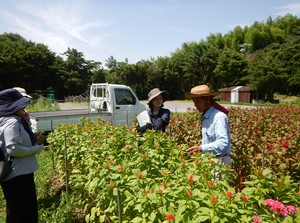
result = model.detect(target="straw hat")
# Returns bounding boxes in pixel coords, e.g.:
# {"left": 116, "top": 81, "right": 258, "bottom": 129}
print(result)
{"left": 185, "top": 85, "right": 218, "bottom": 99}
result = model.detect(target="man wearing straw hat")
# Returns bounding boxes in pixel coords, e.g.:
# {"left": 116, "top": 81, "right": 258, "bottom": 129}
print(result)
{"left": 185, "top": 85, "right": 232, "bottom": 167}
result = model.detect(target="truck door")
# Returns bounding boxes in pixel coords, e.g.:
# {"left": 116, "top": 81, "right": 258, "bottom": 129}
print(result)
{"left": 112, "top": 88, "right": 145, "bottom": 126}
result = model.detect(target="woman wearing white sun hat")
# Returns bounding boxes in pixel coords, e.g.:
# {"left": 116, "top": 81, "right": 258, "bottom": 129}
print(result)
{"left": 137, "top": 88, "right": 171, "bottom": 133}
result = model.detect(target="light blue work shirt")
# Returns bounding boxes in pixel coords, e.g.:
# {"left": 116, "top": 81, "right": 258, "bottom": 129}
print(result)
{"left": 201, "top": 106, "right": 231, "bottom": 156}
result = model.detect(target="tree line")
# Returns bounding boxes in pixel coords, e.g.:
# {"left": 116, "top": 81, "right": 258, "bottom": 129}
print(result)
{"left": 0, "top": 14, "right": 299, "bottom": 101}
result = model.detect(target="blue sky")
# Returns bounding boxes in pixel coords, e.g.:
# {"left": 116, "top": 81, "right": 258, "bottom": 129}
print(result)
{"left": 0, "top": 0, "right": 300, "bottom": 65}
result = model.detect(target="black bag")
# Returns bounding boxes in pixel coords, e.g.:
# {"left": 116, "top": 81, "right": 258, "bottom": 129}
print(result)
{"left": 0, "top": 148, "right": 12, "bottom": 182}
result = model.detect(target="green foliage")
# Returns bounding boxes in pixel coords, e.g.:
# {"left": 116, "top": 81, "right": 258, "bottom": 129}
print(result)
{"left": 171, "top": 106, "right": 300, "bottom": 191}
{"left": 45, "top": 106, "right": 300, "bottom": 222}
{"left": 27, "top": 96, "right": 59, "bottom": 112}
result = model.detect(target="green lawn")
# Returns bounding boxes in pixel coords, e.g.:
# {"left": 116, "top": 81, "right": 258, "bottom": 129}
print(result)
{"left": 0, "top": 148, "right": 54, "bottom": 222}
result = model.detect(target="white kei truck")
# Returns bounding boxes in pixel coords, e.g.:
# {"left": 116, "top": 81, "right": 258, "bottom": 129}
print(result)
{"left": 30, "top": 83, "right": 146, "bottom": 132}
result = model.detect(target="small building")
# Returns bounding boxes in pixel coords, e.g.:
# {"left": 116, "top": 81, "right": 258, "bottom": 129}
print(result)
{"left": 218, "top": 86, "right": 253, "bottom": 103}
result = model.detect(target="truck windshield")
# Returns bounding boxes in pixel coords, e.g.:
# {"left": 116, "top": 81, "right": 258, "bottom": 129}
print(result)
{"left": 115, "top": 89, "right": 136, "bottom": 105}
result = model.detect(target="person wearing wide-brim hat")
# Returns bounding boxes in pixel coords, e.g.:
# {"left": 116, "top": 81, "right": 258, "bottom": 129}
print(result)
{"left": 0, "top": 88, "right": 44, "bottom": 223}
{"left": 137, "top": 88, "right": 171, "bottom": 133}
{"left": 185, "top": 85, "right": 232, "bottom": 169}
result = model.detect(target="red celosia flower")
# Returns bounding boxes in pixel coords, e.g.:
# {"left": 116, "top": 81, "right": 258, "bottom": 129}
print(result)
{"left": 157, "top": 189, "right": 163, "bottom": 193}
{"left": 188, "top": 176, "right": 195, "bottom": 184}
{"left": 181, "top": 163, "right": 185, "bottom": 168}
{"left": 194, "top": 160, "right": 199, "bottom": 165}
{"left": 163, "top": 182, "right": 167, "bottom": 188}
{"left": 162, "top": 171, "right": 168, "bottom": 175}
{"left": 108, "top": 183, "right": 114, "bottom": 188}
{"left": 210, "top": 159, "right": 215, "bottom": 164}
{"left": 252, "top": 215, "right": 261, "bottom": 223}
{"left": 166, "top": 214, "right": 174, "bottom": 221}
{"left": 211, "top": 197, "right": 217, "bottom": 203}
{"left": 282, "top": 140, "right": 289, "bottom": 148}
{"left": 105, "top": 164, "right": 109, "bottom": 169}
{"left": 187, "top": 190, "right": 193, "bottom": 196}
{"left": 226, "top": 191, "right": 233, "bottom": 197}
{"left": 209, "top": 181, "right": 214, "bottom": 187}
{"left": 146, "top": 190, "right": 151, "bottom": 194}
{"left": 142, "top": 153, "right": 146, "bottom": 158}
{"left": 137, "top": 173, "right": 143, "bottom": 178}
{"left": 118, "top": 166, "right": 124, "bottom": 171}
{"left": 242, "top": 195, "right": 248, "bottom": 201}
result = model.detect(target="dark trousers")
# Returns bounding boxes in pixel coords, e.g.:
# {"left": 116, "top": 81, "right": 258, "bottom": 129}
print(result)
{"left": 1, "top": 173, "right": 38, "bottom": 223}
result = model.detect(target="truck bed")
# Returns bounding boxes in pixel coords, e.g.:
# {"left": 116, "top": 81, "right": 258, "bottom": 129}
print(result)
{"left": 30, "top": 109, "right": 112, "bottom": 132}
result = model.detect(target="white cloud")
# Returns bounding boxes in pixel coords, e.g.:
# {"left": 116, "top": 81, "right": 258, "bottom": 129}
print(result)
{"left": 276, "top": 3, "right": 300, "bottom": 16}
{"left": 1, "top": 1, "right": 114, "bottom": 57}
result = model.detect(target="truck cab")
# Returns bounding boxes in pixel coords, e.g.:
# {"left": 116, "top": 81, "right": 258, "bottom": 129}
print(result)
{"left": 30, "top": 83, "right": 146, "bottom": 132}
{"left": 90, "top": 83, "right": 145, "bottom": 125}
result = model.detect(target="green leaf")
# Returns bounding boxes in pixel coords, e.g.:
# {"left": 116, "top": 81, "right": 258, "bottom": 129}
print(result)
{"left": 130, "top": 217, "right": 144, "bottom": 223}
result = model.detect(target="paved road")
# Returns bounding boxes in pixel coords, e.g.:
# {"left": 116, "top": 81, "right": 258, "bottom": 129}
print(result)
{"left": 58, "top": 101, "right": 254, "bottom": 112}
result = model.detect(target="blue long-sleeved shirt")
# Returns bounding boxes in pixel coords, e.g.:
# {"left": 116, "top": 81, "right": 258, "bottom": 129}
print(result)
{"left": 201, "top": 106, "right": 231, "bottom": 156}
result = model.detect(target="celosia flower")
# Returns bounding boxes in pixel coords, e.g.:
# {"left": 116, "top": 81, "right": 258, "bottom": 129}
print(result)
{"left": 187, "top": 190, "right": 193, "bottom": 196}
{"left": 282, "top": 140, "right": 289, "bottom": 148}
{"left": 211, "top": 197, "right": 217, "bottom": 203}
{"left": 166, "top": 214, "right": 175, "bottom": 221}
{"left": 137, "top": 173, "right": 143, "bottom": 178}
{"left": 210, "top": 159, "right": 215, "bottom": 164}
{"left": 188, "top": 176, "right": 195, "bottom": 184}
{"left": 145, "top": 190, "right": 151, "bottom": 194}
{"left": 242, "top": 195, "right": 248, "bottom": 201}
{"left": 226, "top": 191, "right": 233, "bottom": 197}
{"left": 286, "top": 205, "right": 296, "bottom": 215}
{"left": 209, "top": 181, "right": 214, "bottom": 187}
{"left": 252, "top": 215, "right": 261, "bottom": 223}
{"left": 125, "top": 145, "right": 131, "bottom": 150}
{"left": 181, "top": 163, "right": 185, "bottom": 168}
{"left": 118, "top": 166, "right": 124, "bottom": 171}
{"left": 108, "top": 183, "right": 114, "bottom": 188}
{"left": 105, "top": 164, "right": 109, "bottom": 169}
{"left": 264, "top": 199, "right": 288, "bottom": 217}
{"left": 157, "top": 189, "right": 163, "bottom": 193}
{"left": 163, "top": 182, "right": 167, "bottom": 188}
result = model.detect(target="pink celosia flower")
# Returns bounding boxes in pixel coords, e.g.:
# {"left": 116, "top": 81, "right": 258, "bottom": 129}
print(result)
{"left": 252, "top": 215, "right": 261, "bottom": 223}
{"left": 264, "top": 199, "right": 288, "bottom": 217}
{"left": 286, "top": 205, "right": 296, "bottom": 215}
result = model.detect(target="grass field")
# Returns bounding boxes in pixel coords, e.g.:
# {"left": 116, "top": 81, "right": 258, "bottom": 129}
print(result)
{"left": 0, "top": 148, "right": 54, "bottom": 222}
